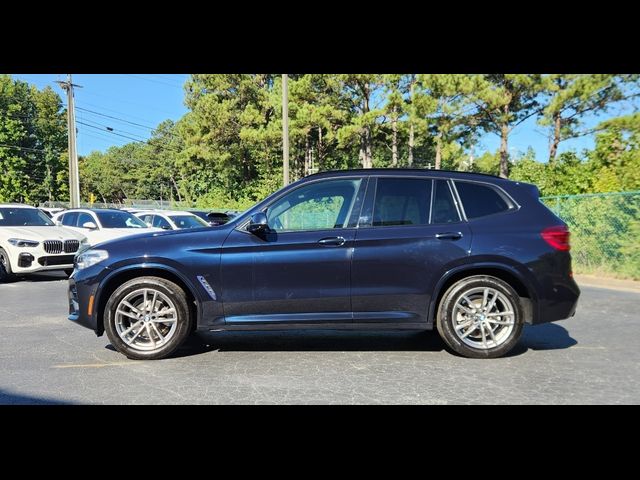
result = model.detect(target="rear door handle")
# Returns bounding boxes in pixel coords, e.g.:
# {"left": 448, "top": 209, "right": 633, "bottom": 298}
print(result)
{"left": 435, "top": 232, "right": 463, "bottom": 240}
{"left": 318, "top": 236, "right": 346, "bottom": 246}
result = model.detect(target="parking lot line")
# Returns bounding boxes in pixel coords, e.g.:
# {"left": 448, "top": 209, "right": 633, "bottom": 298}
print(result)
{"left": 52, "top": 361, "right": 139, "bottom": 369}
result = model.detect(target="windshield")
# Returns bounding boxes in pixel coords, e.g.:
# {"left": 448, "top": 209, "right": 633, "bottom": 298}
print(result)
{"left": 0, "top": 207, "right": 54, "bottom": 227}
{"left": 169, "top": 215, "right": 209, "bottom": 229}
{"left": 95, "top": 210, "right": 148, "bottom": 229}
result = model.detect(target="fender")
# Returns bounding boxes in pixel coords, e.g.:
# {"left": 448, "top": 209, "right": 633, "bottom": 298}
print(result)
{"left": 94, "top": 262, "right": 204, "bottom": 334}
{"left": 427, "top": 261, "right": 540, "bottom": 327}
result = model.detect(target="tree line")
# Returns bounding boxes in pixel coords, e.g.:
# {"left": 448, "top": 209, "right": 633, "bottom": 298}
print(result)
{"left": 1, "top": 74, "right": 639, "bottom": 208}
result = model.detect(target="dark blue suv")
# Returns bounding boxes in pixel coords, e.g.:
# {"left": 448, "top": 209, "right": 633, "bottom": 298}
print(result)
{"left": 68, "top": 169, "right": 580, "bottom": 359}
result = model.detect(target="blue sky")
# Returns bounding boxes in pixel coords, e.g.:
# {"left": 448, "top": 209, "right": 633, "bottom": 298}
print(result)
{"left": 11, "top": 74, "right": 190, "bottom": 156}
{"left": 10, "top": 74, "right": 638, "bottom": 161}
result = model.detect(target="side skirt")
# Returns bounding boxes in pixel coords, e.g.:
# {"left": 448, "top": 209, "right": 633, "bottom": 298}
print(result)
{"left": 209, "top": 322, "right": 432, "bottom": 332}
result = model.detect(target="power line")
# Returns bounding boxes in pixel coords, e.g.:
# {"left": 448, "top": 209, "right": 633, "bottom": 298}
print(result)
{"left": 76, "top": 90, "right": 180, "bottom": 116}
{"left": 0, "top": 143, "right": 62, "bottom": 154}
{"left": 77, "top": 118, "right": 149, "bottom": 142}
{"left": 75, "top": 100, "right": 167, "bottom": 124}
{"left": 75, "top": 106, "right": 158, "bottom": 130}
{"left": 76, "top": 121, "right": 147, "bottom": 144}
{"left": 120, "top": 74, "right": 185, "bottom": 88}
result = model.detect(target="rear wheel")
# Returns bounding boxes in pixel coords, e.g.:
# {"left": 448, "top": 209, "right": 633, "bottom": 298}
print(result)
{"left": 104, "top": 276, "right": 193, "bottom": 360}
{"left": 436, "top": 275, "right": 523, "bottom": 359}
{"left": 0, "top": 248, "right": 14, "bottom": 283}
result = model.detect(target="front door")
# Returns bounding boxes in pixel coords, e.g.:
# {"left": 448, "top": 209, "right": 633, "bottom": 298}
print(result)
{"left": 220, "top": 176, "right": 367, "bottom": 325}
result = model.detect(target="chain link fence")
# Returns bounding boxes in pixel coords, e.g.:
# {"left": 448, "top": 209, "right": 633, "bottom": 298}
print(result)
{"left": 541, "top": 191, "right": 640, "bottom": 279}
{"left": 40, "top": 199, "right": 200, "bottom": 210}
{"left": 40, "top": 191, "right": 640, "bottom": 279}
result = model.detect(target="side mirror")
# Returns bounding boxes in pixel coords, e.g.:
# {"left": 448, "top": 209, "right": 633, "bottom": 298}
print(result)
{"left": 247, "top": 212, "right": 268, "bottom": 234}
{"left": 82, "top": 221, "right": 98, "bottom": 230}
{"left": 55, "top": 220, "right": 63, "bottom": 227}
{"left": 161, "top": 225, "right": 172, "bottom": 230}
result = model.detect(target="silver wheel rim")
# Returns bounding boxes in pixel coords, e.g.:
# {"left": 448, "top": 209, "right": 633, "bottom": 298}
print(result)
{"left": 452, "top": 287, "right": 515, "bottom": 350}
{"left": 114, "top": 288, "right": 178, "bottom": 352}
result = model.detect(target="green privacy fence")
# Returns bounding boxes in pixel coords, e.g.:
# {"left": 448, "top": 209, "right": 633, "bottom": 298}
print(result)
{"left": 541, "top": 191, "right": 640, "bottom": 279}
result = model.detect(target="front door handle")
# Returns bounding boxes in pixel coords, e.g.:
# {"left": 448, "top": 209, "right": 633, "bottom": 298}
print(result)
{"left": 435, "top": 232, "right": 463, "bottom": 240}
{"left": 318, "top": 236, "right": 346, "bottom": 246}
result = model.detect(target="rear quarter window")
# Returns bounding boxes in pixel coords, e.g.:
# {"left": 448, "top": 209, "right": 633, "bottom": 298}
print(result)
{"left": 455, "top": 181, "right": 513, "bottom": 219}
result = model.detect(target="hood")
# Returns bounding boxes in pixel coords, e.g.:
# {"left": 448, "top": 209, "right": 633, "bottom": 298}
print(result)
{"left": 1, "top": 226, "right": 86, "bottom": 242}
{"left": 85, "top": 227, "right": 163, "bottom": 247}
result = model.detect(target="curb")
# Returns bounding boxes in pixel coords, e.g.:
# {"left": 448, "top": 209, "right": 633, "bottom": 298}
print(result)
{"left": 574, "top": 274, "right": 640, "bottom": 294}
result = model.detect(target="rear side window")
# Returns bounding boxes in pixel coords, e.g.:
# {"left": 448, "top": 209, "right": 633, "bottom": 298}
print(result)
{"left": 432, "top": 180, "right": 460, "bottom": 224}
{"left": 455, "top": 181, "right": 511, "bottom": 219}
{"left": 373, "top": 178, "right": 431, "bottom": 227}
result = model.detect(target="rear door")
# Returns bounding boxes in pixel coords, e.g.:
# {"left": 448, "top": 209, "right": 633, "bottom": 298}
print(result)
{"left": 351, "top": 177, "right": 472, "bottom": 324}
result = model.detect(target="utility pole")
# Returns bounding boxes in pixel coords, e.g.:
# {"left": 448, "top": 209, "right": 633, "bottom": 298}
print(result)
{"left": 282, "top": 74, "right": 289, "bottom": 186}
{"left": 56, "top": 75, "right": 82, "bottom": 208}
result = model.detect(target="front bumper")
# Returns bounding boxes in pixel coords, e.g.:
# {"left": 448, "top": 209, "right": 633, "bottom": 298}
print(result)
{"left": 68, "top": 272, "right": 100, "bottom": 333}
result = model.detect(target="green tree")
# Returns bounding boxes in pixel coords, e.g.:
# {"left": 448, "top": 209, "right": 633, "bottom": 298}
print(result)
{"left": 471, "top": 74, "right": 543, "bottom": 178}
{"left": 416, "top": 74, "right": 480, "bottom": 170}
{"left": 336, "top": 75, "right": 383, "bottom": 169}
{"left": 539, "top": 74, "right": 638, "bottom": 163}
{"left": 0, "top": 75, "right": 67, "bottom": 204}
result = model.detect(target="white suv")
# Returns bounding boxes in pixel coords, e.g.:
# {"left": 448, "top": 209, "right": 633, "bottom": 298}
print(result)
{"left": 0, "top": 204, "right": 87, "bottom": 282}
{"left": 52, "top": 208, "right": 162, "bottom": 246}
{"left": 135, "top": 210, "right": 210, "bottom": 230}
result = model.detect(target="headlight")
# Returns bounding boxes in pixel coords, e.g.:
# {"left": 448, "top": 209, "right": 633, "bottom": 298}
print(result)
{"left": 76, "top": 238, "right": 91, "bottom": 256}
{"left": 8, "top": 238, "right": 40, "bottom": 248}
{"left": 76, "top": 249, "right": 109, "bottom": 270}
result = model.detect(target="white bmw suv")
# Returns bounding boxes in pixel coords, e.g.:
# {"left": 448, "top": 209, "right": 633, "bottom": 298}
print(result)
{"left": 51, "top": 208, "right": 162, "bottom": 246}
{"left": 0, "top": 204, "right": 87, "bottom": 282}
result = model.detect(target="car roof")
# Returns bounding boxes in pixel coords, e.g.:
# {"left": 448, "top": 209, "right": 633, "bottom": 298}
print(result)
{"left": 135, "top": 210, "right": 198, "bottom": 216}
{"left": 0, "top": 203, "right": 36, "bottom": 209}
{"left": 59, "top": 208, "right": 127, "bottom": 214}
{"left": 306, "top": 168, "right": 510, "bottom": 184}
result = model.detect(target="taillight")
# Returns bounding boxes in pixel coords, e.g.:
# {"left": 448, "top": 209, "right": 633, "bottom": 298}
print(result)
{"left": 541, "top": 225, "right": 571, "bottom": 251}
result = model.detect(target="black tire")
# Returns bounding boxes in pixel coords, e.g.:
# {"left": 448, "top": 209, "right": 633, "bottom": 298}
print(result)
{"left": 0, "top": 247, "right": 14, "bottom": 283}
{"left": 436, "top": 275, "right": 523, "bottom": 359}
{"left": 104, "top": 276, "right": 193, "bottom": 360}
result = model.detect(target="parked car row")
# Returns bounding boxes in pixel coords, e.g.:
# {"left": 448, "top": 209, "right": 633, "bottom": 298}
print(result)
{"left": 0, "top": 205, "right": 234, "bottom": 282}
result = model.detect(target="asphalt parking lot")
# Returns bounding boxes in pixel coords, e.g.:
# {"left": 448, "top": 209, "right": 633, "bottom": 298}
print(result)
{"left": 0, "top": 271, "right": 638, "bottom": 404}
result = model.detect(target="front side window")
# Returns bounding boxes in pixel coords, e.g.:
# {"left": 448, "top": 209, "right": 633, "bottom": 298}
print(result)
{"left": 95, "top": 211, "right": 148, "bottom": 229}
{"left": 76, "top": 212, "right": 95, "bottom": 228}
{"left": 152, "top": 215, "right": 172, "bottom": 229}
{"left": 455, "top": 181, "right": 511, "bottom": 219}
{"left": 372, "top": 178, "right": 431, "bottom": 227}
{"left": 266, "top": 178, "right": 363, "bottom": 232}
{"left": 61, "top": 212, "right": 78, "bottom": 227}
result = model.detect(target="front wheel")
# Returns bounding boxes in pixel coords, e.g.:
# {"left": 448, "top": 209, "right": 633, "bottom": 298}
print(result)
{"left": 104, "top": 276, "right": 193, "bottom": 360}
{"left": 0, "top": 248, "right": 14, "bottom": 283}
{"left": 436, "top": 275, "right": 523, "bottom": 359}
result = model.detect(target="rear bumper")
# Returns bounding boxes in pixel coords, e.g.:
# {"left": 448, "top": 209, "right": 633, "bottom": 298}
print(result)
{"left": 533, "top": 276, "right": 580, "bottom": 324}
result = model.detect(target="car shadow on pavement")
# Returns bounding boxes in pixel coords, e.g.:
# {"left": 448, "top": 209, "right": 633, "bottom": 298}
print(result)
{"left": 507, "top": 323, "right": 578, "bottom": 357}
{"left": 105, "top": 324, "right": 578, "bottom": 359}
{"left": 0, "top": 388, "right": 75, "bottom": 405}
{"left": 9, "top": 272, "right": 69, "bottom": 283}
{"left": 167, "top": 330, "right": 448, "bottom": 358}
